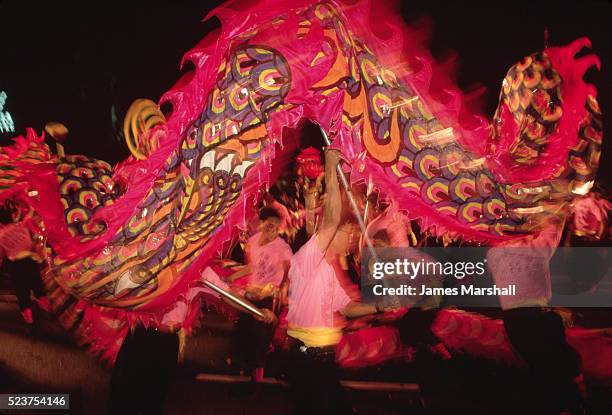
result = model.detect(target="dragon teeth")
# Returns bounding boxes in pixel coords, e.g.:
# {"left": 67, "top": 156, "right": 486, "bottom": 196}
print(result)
{"left": 215, "top": 153, "right": 235, "bottom": 172}
{"left": 198, "top": 149, "right": 253, "bottom": 177}
{"left": 233, "top": 160, "right": 254, "bottom": 178}
{"left": 199, "top": 150, "right": 215, "bottom": 169}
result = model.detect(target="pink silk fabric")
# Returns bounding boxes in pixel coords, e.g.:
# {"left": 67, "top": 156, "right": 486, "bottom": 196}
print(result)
{"left": 286, "top": 235, "right": 351, "bottom": 330}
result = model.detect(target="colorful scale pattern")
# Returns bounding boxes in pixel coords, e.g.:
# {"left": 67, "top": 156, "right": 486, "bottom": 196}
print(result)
{"left": 0, "top": 133, "right": 51, "bottom": 191}
{"left": 305, "top": 11, "right": 521, "bottom": 235}
{"left": 308, "top": 5, "right": 601, "bottom": 236}
{"left": 491, "top": 53, "right": 602, "bottom": 204}
{"left": 495, "top": 53, "right": 563, "bottom": 165}
{"left": 56, "top": 155, "right": 122, "bottom": 241}
{"left": 569, "top": 94, "right": 602, "bottom": 186}
{"left": 183, "top": 44, "right": 291, "bottom": 154}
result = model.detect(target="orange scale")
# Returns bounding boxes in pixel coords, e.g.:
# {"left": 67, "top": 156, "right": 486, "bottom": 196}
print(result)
{"left": 127, "top": 214, "right": 147, "bottom": 234}
{"left": 58, "top": 163, "right": 73, "bottom": 174}
{"left": 435, "top": 205, "right": 458, "bottom": 217}
{"left": 459, "top": 201, "right": 483, "bottom": 223}
{"left": 60, "top": 179, "right": 83, "bottom": 195}
{"left": 584, "top": 125, "right": 602, "bottom": 144}
{"left": 78, "top": 190, "right": 101, "bottom": 209}
{"left": 569, "top": 156, "right": 590, "bottom": 175}
{"left": 66, "top": 206, "right": 90, "bottom": 224}
{"left": 117, "top": 245, "right": 139, "bottom": 262}
{"left": 360, "top": 59, "right": 378, "bottom": 86}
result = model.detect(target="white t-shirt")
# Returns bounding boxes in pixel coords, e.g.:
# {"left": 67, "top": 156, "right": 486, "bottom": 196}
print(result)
{"left": 246, "top": 232, "right": 293, "bottom": 288}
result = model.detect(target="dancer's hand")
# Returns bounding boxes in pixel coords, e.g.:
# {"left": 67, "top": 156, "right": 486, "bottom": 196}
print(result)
{"left": 255, "top": 308, "right": 277, "bottom": 325}
{"left": 324, "top": 148, "right": 342, "bottom": 167}
{"left": 245, "top": 286, "right": 269, "bottom": 301}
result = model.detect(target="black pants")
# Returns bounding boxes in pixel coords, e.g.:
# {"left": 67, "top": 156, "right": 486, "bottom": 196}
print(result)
{"left": 285, "top": 340, "right": 352, "bottom": 415}
{"left": 4, "top": 258, "right": 44, "bottom": 310}
{"left": 503, "top": 308, "right": 582, "bottom": 413}
{"left": 107, "top": 327, "right": 179, "bottom": 415}
{"left": 232, "top": 297, "right": 276, "bottom": 369}
{"left": 394, "top": 308, "right": 440, "bottom": 349}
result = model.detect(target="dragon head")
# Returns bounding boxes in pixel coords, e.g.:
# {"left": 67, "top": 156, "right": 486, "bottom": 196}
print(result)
{"left": 490, "top": 37, "right": 602, "bottom": 187}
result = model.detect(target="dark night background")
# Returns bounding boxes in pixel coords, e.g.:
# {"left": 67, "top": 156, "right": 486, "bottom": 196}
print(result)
{"left": 1, "top": 0, "right": 610, "bottom": 185}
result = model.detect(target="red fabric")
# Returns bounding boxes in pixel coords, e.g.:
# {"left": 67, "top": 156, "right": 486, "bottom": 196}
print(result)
{"left": 0, "top": 223, "right": 34, "bottom": 260}
{"left": 334, "top": 309, "right": 612, "bottom": 386}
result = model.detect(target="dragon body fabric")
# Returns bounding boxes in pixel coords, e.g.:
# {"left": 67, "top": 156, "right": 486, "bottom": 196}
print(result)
{"left": 0, "top": 0, "right": 604, "bottom": 361}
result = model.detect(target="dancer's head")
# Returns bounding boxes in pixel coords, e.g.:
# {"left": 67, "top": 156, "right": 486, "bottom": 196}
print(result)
{"left": 330, "top": 215, "right": 359, "bottom": 255}
{"left": 258, "top": 207, "right": 282, "bottom": 240}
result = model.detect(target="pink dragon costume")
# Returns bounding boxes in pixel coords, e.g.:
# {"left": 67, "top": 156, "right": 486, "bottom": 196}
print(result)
{"left": 0, "top": 0, "right": 609, "bottom": 380}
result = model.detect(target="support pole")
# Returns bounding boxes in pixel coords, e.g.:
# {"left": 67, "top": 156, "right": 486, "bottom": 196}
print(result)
{"left": 203, "top": 280, "right": 264, "bottom": 319}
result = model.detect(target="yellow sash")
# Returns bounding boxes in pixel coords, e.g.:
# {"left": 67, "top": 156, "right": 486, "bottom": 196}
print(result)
{"left": 287, "top": 325, "right": 342, "bottom": 348}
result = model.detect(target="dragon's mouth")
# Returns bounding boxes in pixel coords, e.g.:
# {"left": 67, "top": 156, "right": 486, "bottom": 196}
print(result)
{"left": 184, "top": 117, "right": 313, "bottom": 232}
{"left": 196, "top": 145, "right": 254, "bottom": 180}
